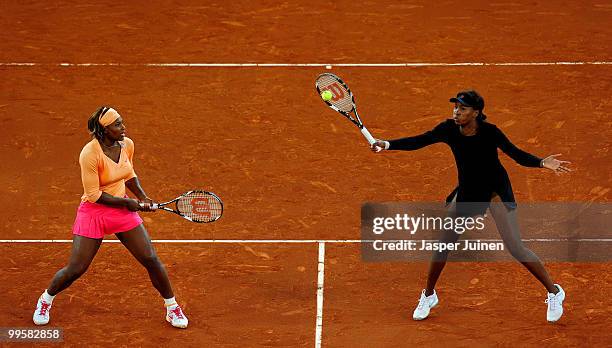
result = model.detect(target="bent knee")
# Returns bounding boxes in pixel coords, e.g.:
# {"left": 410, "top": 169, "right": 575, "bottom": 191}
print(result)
{"left": 506, "top": 245, "right": 533, "bottom": 261}
{"left": 139, "top": 254, "right": 162, "bottom": 268}
{"left": 431, "top": 250, "right": 452, "bottom": 262}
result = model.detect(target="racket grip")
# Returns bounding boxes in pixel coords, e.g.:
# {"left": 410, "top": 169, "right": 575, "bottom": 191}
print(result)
{"left": 360, "top": 126, "right": 376, "bottom": 145}
{"left": 139, "top": 203, "right": 159, "bottom": 210}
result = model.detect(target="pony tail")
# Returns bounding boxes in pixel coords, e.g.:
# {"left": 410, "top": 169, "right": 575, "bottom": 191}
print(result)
{"left": 476, "top": 112, "right": 487, "bottom": 123}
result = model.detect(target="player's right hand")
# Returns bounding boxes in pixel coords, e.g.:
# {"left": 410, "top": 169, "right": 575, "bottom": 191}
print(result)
{"left": 371, "top": 140, "right": 388, "bottom": 153}
{"left": 138, "top": 197, "right": 156, "bottom": 212}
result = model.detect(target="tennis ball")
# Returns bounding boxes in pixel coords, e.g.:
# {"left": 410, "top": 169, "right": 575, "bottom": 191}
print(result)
{"left": 321, "top": 90, "right": 333, "bottom": 101}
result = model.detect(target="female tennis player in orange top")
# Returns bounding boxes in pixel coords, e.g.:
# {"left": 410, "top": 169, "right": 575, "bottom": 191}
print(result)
{"left": 33, "top": 107, "right": 188, "bottom": 328}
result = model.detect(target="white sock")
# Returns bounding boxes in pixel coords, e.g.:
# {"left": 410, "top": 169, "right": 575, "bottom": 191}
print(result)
{"left": 164, "top": 297, "right": 177, "bottom": 308}
{"left": 42, "top": 290, "right": 55, "bottom": 303}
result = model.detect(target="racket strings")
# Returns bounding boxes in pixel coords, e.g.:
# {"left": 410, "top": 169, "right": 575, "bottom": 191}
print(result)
{"left": 316, "top": 74, "right": 354, "bottom": 113}
{"left": 177, "top": 192, "right": 223, "bottom": 222}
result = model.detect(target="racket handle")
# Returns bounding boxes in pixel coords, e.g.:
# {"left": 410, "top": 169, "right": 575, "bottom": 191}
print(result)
{"left": 360, "top": 126, "right": 376, "bottom": 145}
{"left": 139, "top": 202, "right": 159, "bottom": 210}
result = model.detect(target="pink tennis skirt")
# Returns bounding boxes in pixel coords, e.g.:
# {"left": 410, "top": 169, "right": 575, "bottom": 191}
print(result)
{"left": 72, "top": 200, "right": 143, "bottom": 239}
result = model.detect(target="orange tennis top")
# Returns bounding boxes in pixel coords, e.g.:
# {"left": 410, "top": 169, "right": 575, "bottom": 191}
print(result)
{"left": 79, "top": 137, "right": 137, "bottom": 203}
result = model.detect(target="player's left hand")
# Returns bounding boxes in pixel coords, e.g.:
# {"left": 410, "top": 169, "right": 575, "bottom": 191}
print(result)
{"left": 541, "top": 154, "right": 571, "bottom": 175}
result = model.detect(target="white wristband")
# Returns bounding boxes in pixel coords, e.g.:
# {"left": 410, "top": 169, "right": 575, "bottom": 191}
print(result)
{"left": 384, "top": 141, "right": 390, "bottom": 150}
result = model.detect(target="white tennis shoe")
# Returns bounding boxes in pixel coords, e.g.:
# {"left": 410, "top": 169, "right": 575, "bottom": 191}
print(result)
{"left": 166, "top": 304, "right": 189, "bottom": 328}
{"left": 413, "top": 289, "right": 439, "bottom": 320}
{"left": 545, "top": 284, "right": 565, "bottom": 323}
{"left": 33, "top": 296, "right": 52, "bottom": 325}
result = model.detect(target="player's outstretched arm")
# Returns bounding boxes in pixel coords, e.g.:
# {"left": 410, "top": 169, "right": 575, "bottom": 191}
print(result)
{"left": 540, "top": 154, "right": 572, "bottom": 175}
{"left": 371, "top": 122, "right": 448, "bottom": 154}
{"left": 370, "top": 131, "right": 440, "bottom": 153}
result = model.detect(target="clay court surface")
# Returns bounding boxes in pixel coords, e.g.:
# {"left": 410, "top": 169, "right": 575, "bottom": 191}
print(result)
{"left": 1, "top": 1, "right": 611, "bottom": 347}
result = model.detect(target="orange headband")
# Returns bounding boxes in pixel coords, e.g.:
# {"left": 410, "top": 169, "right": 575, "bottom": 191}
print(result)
{"left": 98, "top": 108, "right": 120, "bottom": 127}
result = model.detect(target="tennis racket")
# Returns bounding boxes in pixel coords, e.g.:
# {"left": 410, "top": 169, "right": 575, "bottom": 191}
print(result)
{"left": 315, "top": 73, "right": 379, "bottom": 149}
{"left": 139, "top": 190, "right": 223, "bottom": 223}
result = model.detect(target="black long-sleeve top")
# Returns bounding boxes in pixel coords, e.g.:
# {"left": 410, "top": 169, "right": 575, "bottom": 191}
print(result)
{"left": 389, "top": 119, "right": 542, "bottom": 210}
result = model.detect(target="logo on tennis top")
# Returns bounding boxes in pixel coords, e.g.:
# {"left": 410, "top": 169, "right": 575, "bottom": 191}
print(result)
{"left": 190, "top": 198, "right": 211, "bottom": 217}
{"left": 324, "top": 83, "right": 345, "bottom": 101}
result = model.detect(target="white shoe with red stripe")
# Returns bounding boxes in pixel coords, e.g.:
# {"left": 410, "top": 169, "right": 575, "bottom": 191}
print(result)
{"left": 166, "top": 304, "right": 188, "bottom": 328}
{"left": 33, "top": 296, "right": 52, "bottom": 325}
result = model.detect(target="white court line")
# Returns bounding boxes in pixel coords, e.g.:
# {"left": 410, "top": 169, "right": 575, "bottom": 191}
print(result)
{"left": 0, "top": 61, "right": 611, "bottom": 67}
{"left": 315, "top": 242, "right": 326, "bottom": 348}
{"left": 2, "top": 237, "right": 607, "bottom": 347}
{"left": 0, "top": 239, "right": 610, "bottom": 243}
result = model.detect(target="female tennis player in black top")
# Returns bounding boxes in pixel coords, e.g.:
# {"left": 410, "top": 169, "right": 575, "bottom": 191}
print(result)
{"left": 372, "top": 90, "right": 571, "bottom": 323}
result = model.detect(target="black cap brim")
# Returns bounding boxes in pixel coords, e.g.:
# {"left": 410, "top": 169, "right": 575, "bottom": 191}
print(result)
{"left": 450, "top": 97, "right": 470, "bottom": 106}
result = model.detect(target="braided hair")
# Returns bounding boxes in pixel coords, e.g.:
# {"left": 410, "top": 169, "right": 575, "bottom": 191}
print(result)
{"left": 87, "top": 106, "right": 110, "bottom": 140}
{"left": 476, "top": 112, "right": 487, "bottom": 123}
